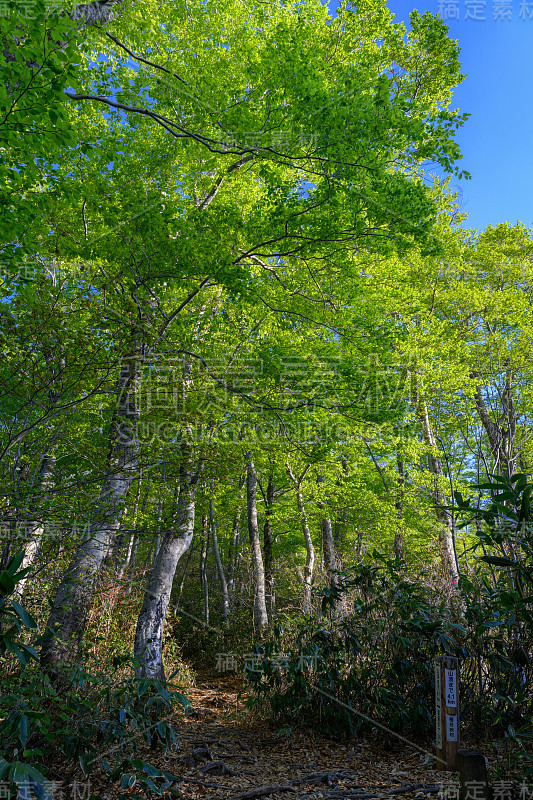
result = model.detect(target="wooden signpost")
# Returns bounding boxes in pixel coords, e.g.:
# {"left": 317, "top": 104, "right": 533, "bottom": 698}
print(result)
{"left": 435, "top": 655, "right": 460, "bottom": 771}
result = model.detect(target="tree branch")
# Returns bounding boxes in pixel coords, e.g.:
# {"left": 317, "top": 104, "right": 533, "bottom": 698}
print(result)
{"left": 65, "top": 92, "right": 227, "bottom": 150}
{"left": 104, "top": 31, "right": 189, "bottom": 86}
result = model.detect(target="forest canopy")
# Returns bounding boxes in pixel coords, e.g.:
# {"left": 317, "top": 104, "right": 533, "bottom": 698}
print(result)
{"left": 1, "top": 0, "right": 532, "bottom": 795}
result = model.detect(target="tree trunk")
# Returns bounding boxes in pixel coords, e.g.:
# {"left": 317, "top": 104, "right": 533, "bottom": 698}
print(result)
{"left": 287, "top": 463, "right": 314, "bottom": 615}
{"left": 118, "top": 469, "right": 143, "bottom": 580}
{"left": 154, "top": 495, "right": 163, "bottom": 561}
{"left": 121, "top": 531, "right": 138, "bottom": 591}
{"left": 263, "top": 472, "right": 275, "bottom": 620}
{"left": 246, "top": 451, "right": 269, "bottom": 632}
{"left": 70, "top": 0, "right": 126, "bottom": 27}
{"left": 0, "top": 523, "right": 14, "bottom": 571}
{"left": 174, "top": 536, "right": 194, "bottom": 612}
{"left": 394, "top": 455, "right": 405, "bottom": 562}
{"left": 40, "top": 349, "right": 140, "bottom": 674}
{"left": 200, "top": 512, "right": 210, "bottom": 626}
{"left": 227, "top": 480, "right": 244, "bottom": 611}
{"left": 108, "top": 530, "right": 125, "bottom": 571}
{"left": 418, "top": 398, "right": 459, "bottom": 587}
{"left": 393, "top": 528, "right": 404, "bottom": 562}
{"left": 316, "top": 473, "right": 338, "bottom": 586}
{"left": 14, "top": 452, "right": 56, "bottom": 599}
{"left": 133, "top": 431, "right": 198, "bottom": 679}
{"left": 333, "top": 456, "right": 349, "bottom": 548}
{"left": 474, "top": 381, "right": 518, "bottom": 480}
{"left": 210, "top": 498, "right": 230, "bottom": 628}
{"left": 320, "top": 517, "right": 337, "bottom": 581}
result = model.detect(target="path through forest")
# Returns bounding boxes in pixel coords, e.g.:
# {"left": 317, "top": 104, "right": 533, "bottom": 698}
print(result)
{"left": 54, "top": 672, "right": 452, "bottom": 799}
{"left": 146, "top": 673, "right": 445, "bottom": 800}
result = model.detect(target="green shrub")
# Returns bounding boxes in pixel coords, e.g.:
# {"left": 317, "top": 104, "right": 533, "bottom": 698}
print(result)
{"left": 245, "top": 557, "right": 461, "bottom": 737}
{"left": 0, "top": 553, "right": 190, "bottom": 798}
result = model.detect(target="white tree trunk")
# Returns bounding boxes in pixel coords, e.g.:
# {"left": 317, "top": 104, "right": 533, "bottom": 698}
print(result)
{"left": 246, "top": 451, "right": 269, "bottom": 632}
{"left": 210, "top": 498, "right": 230, "bottom": 628}
{"left": 287, "top": 463, "right": 314, "bottom": 615}
{"left": 263, "top": 473, "right": 275, "bottom": 620}
{"left": 118, "top": 469, "right": 143, "bottom": 580}
{"left": 227, "top": 480, "right": 244, "bottom": 611}
{"left": 133, "top": 432, "right": 198, "bottom": 679}
{"left": 418, "top": 398, "right": 460, "bottom": 587}
{"left": 70, "top": 0, "right": 125, "bottom": 27}
{"left": 41, "top": 351, "right": 140, "bottom": 673}
{"left": 316, "top": 473, "right": 338, "bottom": 586}
{"left": 14, "top": 453, "right": 56, "bottom": 600}
{"left": 394, "top": 455, "right": 405, "bottom": 562}
{"left": 199, "top": 512, "right": 210, "bottom": 626}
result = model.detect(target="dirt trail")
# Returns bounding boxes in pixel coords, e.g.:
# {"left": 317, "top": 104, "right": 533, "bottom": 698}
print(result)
{"left": 163, "top": 672, "right": 446, "bottom": 800}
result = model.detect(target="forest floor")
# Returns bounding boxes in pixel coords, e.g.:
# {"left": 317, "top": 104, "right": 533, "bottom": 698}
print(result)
{"left": 120, "top": 672, "right": 452, "bottom": 800}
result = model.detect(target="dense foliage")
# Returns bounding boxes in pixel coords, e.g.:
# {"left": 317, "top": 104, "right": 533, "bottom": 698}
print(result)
{"left": 1, "top": 0, "right": 532, "bottom": 790}
{"left": 245, "top": 473, "right": 533, "bottom": 776}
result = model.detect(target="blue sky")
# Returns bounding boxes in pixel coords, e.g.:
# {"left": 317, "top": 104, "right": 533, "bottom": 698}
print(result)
{"left": 333, "top": 0, "right": 533, "bottom": 233}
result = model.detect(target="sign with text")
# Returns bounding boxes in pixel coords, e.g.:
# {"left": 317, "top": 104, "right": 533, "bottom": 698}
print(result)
{"left": 435, "top": 656, "right": 460, "bottom": 771}
{"left": 445, "top": 669, "right": 457, "bottom": 707}
{"left": 435, "top": 663, "right": 443, "bottom": 749}
{"left": 446, "top": 714, "right": 458, "bottom": 742}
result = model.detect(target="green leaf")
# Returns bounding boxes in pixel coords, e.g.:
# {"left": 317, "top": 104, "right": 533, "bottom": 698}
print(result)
{"left": 480, "top": 556, "right": 515, "bottom": 568}
{"left": 11, "top": 600, "right": 37, "bottom": 629}
{"left": 6, "top": 552, "right": 25, "bottom": 575}
{"left": 19, "top": 714, "right": 29, "bottom": 748}
{"left": 143, "top": 762, "right": 164, "bottom": 777}
{"left": 0, "top": 574, "right": 15, "bottom": 595}
{"left": 120, "top": 774, "right": 136, "bottom": 789}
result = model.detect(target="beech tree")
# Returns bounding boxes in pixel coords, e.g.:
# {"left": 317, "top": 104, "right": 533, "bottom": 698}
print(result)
{"left": 1, "top": 0, "right": 475, "bottom": 674}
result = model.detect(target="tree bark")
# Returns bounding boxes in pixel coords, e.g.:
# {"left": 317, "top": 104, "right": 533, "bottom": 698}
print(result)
{"left": 40, "top": 349, "right": 140, "bottom": 674}
{"left": 263, "top": 472, "right": 275, "bottom": 620}
{"left": 333, "top": 456, "right": 349, "bottom": 548}
{"left": 474, "top": 381, "right": 518, "bottom": 480}
{"left": 154, "top": 493, "right": 163, "bottom": 562}
{"left": 227, "top": 489, "right": 243, "bottom": 612}
{"left": 133, "top": 430, "right": 199, "bottom": 679}
{"left": 316, "top": 473, "right": 339, "bottom": 587}
{"left": 174, "top": 535, "right": 194, "bottom": 613}
{"left": 210, "top": 498, "right": 230, "bottom": 628}
{"left": 14, "top": 452, "right": 56, "bottom": 599}
{"left": 246, "top": 451, "right": 268, "bottom": 632}
{"left": 417, "top": 398, "right": 459, "bottom": 587}
{"left": 394, "top": 455, "right": 405, "bottom": 562}
{"left": 287, "top": 463, "right": 314, "bottom": 615}
{"left": 70, "top": 0, "right": 125, "bottom": 27}
{"left": 320, "top": 517, "right": 337, "bottom": 580}
{"left": 200, "top": 512, "right": 210, "bottom": 626}
{"left": 118, "top": 469, "right": 143, "bottom": 580}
